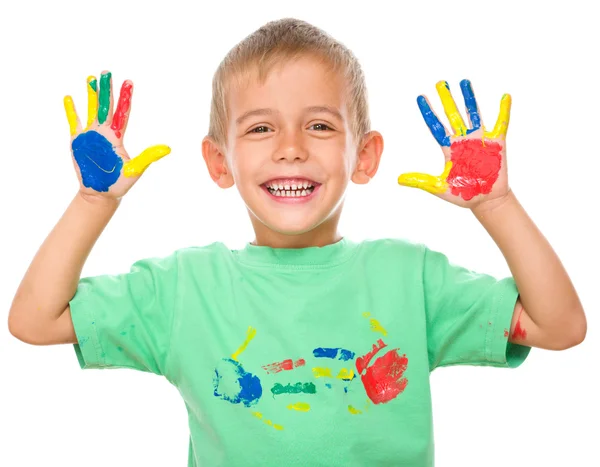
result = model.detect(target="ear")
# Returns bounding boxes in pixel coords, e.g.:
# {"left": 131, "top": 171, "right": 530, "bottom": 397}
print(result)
{"left": 351, "top": 131, "right": 384, "bottom": 184}
{"left": 202, "top": 136, "right": 235, "bottom": 189}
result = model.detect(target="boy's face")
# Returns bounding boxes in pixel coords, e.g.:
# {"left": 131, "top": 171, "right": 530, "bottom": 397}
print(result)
{"left": 203, "top": 55, "right": 382, "bottom": 245}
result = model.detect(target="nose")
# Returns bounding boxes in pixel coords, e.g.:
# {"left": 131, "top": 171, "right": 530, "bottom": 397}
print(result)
{"left": 272, "top": 129, "right": 309, "bottom": 163}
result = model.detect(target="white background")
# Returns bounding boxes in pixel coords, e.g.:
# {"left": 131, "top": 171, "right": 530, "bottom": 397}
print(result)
{"left": 1, "top": 0, "right": 598, "bottom": 465}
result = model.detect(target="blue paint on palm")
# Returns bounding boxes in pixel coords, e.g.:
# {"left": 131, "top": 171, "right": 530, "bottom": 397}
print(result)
{"left": 72, "top": 131, "right": 122, "bottom": 192}
{"left": 417, "top": 96, "right": 451, "bottom": 147}
{"left": 213, "top": 358, "right": 262, "bottom": 407}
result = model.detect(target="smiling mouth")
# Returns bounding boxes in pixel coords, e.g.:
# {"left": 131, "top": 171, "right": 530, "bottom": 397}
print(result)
{"left": 263, "top": 179, "right": 319, "bottom": 198}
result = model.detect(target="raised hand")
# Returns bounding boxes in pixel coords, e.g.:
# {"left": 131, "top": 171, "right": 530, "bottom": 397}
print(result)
{"left": 63, "top": 71, "right": 170, "bottom": 198}
{"left": 398, "top": 80, "right": 511, "bottom": 208}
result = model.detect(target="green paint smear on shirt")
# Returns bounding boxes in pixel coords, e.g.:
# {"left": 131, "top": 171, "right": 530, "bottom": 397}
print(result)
{"left": 98, "top": 72, "right": 111, "bottom": 124}
{"left": 271, "top": 382, "right": 316, "bottom": 396}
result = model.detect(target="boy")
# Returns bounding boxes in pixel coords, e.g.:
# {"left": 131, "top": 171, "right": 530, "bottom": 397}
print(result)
{"left": 8, "top": 18, "right": 586, "bottom": 466}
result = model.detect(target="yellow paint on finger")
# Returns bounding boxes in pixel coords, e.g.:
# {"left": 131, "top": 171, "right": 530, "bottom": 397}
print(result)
{"left": 397, "top": 161, "right": 452, "bottom": 194}
{"left": 348, "top": 405, "right": 362, "bottom": 415}
{"left": 231, "top": 326, "right": 256, "bottom": 361}
{"left": 86, "top": 76, "right": 98, "bottom": 129}
{"left": 336, "top": 368, "right": 355, "bottom": 381}
{"left": 436, "top": 81, "right": 467, "bottom": 137}
{"left": 123, "top": 144, "right": 171, "bottom": 178}
{"left": 485, "top": 93, "right": 512, "bottom": 139}
{"left": 63, "top": 96, "right": 78, "bottom": 136}
{"left": 312, "top": 367, "right": 332, "bottom": 378}
{"left": 287, "top": 402, "right": 311, "bottom": 412}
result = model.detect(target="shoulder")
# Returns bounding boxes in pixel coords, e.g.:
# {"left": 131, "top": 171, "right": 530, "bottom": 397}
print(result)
{"left": 356, "top": 237, "right": 426, "bottom": 261}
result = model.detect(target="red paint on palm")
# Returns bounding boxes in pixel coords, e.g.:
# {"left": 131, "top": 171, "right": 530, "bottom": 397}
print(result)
{"left": 356, "top": 339, "right": 409, "bottom": 404}
{"left": 448, "top": 139, "right": 502, "bottom": 200}
{"left": 111, "top": 82, "right": 133, "bottom": 138}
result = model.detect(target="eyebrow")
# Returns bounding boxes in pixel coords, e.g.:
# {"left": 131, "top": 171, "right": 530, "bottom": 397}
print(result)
{"left": 235, "top": 106, "right": 344, "bottom": 126}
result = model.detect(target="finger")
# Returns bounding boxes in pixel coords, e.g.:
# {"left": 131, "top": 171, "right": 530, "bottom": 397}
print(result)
{"left": 459, "top": 79, "right": 481, "bottom": 133}
{"left": 110, "top": 80, "right": 133, "bottom": 139}
{"left": 123, "top": 144, "right": 171, "bottom": 178}
{"left": 485, "top": 94, "right": 512, "bottom": 139}
{"left": 85, "top": 75, "right": 98, "bottom": 129}
{"left": 97, "top": 71, "right": 113, "bottom": 125}
{"left": 63, "top": 96, "right": 81, "bottom": 136}
{"left": 397, "top": 161, "right": 452, "bottom": 195}
{"left": 436, "top": 81, "right": 468, "bottom": 137}
{"left": 417, "top": 95, "right": 451, "bottom": 147}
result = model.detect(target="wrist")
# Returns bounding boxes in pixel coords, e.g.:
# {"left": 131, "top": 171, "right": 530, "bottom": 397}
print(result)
{"left": 76, "top": 191, "right": 121, "bottom": 211}
{"left": 471, "top": 189, "right": 517, "bottom": 218}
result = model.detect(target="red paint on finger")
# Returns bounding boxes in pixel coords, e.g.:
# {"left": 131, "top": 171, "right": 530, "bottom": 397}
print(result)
{"left": 111, "top": 81, "right": 133, "bottom": 138}
{"left": 262, "top": 358, "right": 305, "bottom": 374}
{"left": 448, "top": 139, "right": 502, "bottom": 200}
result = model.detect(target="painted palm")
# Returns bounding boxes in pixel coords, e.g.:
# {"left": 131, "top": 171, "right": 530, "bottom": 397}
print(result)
{"left": 398, "top": 80, "right": 511, "bottom": 207}
{"left": 213, "top": 313, "right": 409, "bottom": 430}
{"left": 64, "top": 72, "right": 170, "bottom": 196}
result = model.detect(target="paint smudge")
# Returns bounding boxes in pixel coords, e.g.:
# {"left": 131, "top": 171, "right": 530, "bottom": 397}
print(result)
{"left": 71, "top": 130, "right": 123, "bottom": 192}
{"left": 312, "top": 367, "right": 332, "bottom": 378}
{"left": 512, "top": 313, "right": 528, "bottom": 340}
{"left": 313, "top": 347, "right": 355, "bottom": 361}
{"left": 363, "top": 313, "right": 388, "bottom": 336}
{"left": 213, "top": 358, "right": 262, "bottom": 408}
{"left": 447, "top": 139, "right": 502, "bottom": 201}
{"left": 111, "top": 81, "right": 132, "bottom": 138}
{"left": 504, "top": 329, "right": 509, "bottom": 338}
{"left": 262, "top": 358, "right": 305, "bottom": 374}
{"left": 325, "top": 383, "right": 332, "bottom": 389}
{"left": 252, "top": 411, "right": 283, "bottom": 430}
{"left": 231, "top": 326, "right": 256, "bottom": 361}
{"left": 271, "top": 382, "right": 316, "bottom": 396}
{"left": 348, "top": 405, "right": 362, "bottom": 415}
{"left": 356, "top": 339, "right": 409, "bottom": 405}
{"left": 287, "top": 402, "right": 310, "bottom": 412}
{"left": 336, "top": 368, "right": 355, "bottom": 381}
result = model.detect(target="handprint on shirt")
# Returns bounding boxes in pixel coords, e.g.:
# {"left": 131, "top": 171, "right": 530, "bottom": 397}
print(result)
{"left": 212, "top": 313, "right": 409, "bottom": 430}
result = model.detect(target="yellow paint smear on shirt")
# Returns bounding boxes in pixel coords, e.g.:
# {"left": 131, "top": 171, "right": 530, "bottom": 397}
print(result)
{"left": 312, "top": 367, "right": 332, "bottom": 378}
{"left": 287, "top": 402, "right": 311, "bottom": 412}
{"left": 336, "top": 368, "right": 355, "bottom": 381}
{"left": 231, "top": 326, "right": 257, "bottom": 361}
{"left": 348, "top": 405, "right": 362, "bottom": 415}
{"left": 252, "top": 411, "right": 283, "bottom": 430}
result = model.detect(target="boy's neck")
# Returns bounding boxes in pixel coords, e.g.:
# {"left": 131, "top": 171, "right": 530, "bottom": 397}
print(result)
{"left": 249, "top": 212, "right": 343, "bottom": 249}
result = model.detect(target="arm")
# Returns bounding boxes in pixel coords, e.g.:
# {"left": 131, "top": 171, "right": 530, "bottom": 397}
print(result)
{"left": 398, "top": 79, "right": 586, "bottom": 351}
{"left": 8, "top": 71, "right": 170, "bottom": 345}
{"left": 473, "top": 191, "right": 586, "bottom": 350}
{"left": 8, "top": 194, "right": 119, "bottom": 345}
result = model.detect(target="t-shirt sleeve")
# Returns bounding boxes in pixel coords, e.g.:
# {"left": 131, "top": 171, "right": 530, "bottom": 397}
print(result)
{"left": 422, "top": 246, "right": 530, "bottom": 371}
{"left": 69, "top": 252, "right": 178, "bottom": 376}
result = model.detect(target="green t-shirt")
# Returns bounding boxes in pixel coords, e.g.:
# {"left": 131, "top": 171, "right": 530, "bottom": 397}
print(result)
{"left": 70, "top": 238, "right": 530, "bottom": 466}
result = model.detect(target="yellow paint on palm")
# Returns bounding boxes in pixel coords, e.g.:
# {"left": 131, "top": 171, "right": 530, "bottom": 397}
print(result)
{"left": 348, "top": 405, "right": 362, "bottom": 415}
{"left": 230, "top": 326, "right": 256, "bottom": 361}
{"left": 287, "top": 402, "right": 310, "bottom": 412}
{"left": 436, "top": 81, "right": 467, "bottom": 137}
{"left": 123, "top": 144, "right": 172, "bottom": 178}
{"left": 397, "top": 160, "right": 452, "bottom": 194}
{"left": 63, "top": 96, "right": 78, "bottom": 136}
{"left": 86, "top": 76, "right": 98, "bottom": 129}
{"left": 484, "top": 93, "right": 512, "bottom": 139}
{"left": 336, "top": 368, "right": 355, "bottom": 381}
{"left": 312, "top": 367, "right": 332, "bottom": 378}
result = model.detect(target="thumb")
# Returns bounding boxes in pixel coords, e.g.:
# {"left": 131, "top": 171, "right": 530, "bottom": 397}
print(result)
{"left": 123, "top": 144, "right": 171, "bottom": 178}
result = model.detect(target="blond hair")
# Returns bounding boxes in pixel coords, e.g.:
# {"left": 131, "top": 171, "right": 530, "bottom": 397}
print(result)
{"left": 208, "top": 18, "right": 370, "bottom": 147}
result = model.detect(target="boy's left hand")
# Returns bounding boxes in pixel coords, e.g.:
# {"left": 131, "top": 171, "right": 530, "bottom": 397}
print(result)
{"left": 398, "top": 80, "right": 511, "bottom": 209}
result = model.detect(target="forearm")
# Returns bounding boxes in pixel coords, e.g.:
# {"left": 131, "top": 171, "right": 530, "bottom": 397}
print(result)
{"left": 9, "top": 192, "right": 119, "bottom": 334}
{"left": 472, "top": 190, "right": 585, "bottom": 340}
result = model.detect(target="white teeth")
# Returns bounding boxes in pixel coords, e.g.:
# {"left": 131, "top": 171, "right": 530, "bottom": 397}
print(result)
{"left": 301, "top": 190, "right": 307, "bottom": 196}
{"left": 291, "top": 184, "right": 297, "bottom": 190}
{"left": 286, "top": 190, "right": 291, "bottom": 196}
{"left": 284, "top": 183, "right": 290, "bottom": 190}
{"left": 279, "top": 184, "right": 284, "bottom": 191}
{"left": 303, "top": 181, "right": 308, "bottom": 189}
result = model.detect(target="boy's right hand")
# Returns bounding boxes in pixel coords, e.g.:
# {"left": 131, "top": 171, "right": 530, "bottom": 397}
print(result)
{"left": 63, "top": 71, "right": 171, "bottom": 200}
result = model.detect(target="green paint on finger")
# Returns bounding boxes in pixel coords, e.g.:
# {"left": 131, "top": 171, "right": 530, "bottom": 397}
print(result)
{"left": 98, "top": 72, "right": 112, "bottom": 124}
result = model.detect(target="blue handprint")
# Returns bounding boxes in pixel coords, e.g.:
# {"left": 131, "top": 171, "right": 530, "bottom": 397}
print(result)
{"left": 71, "top": 131, "right": 123, "bottom": 192}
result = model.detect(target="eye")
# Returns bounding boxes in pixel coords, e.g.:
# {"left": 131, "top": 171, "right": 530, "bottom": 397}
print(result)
{"left": 309, "top": 123, "right": 333, "bottom": 131}
{"left": 249, "top": 126, "right": 272, "bottom": 134}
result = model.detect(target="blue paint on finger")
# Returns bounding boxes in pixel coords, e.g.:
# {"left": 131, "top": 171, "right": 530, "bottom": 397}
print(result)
{"left": 460, "top": 79, "right": 481, "bottom": 134}
{"left": 71, "top": 131, "right": 122, "bottom": 192}
{"left": 417, "top": 96, "right": 450, "bottom": 146}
